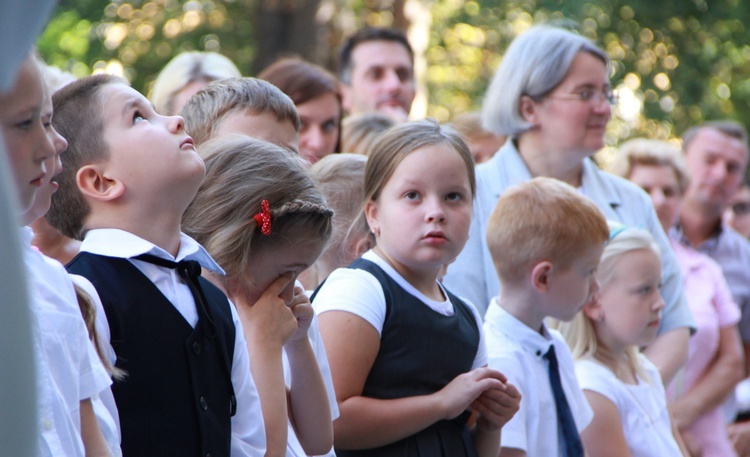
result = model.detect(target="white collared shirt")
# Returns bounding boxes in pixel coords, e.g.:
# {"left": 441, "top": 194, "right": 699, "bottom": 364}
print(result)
{"left": 483, "top": 299, "right": 593, "bottom": 456}
{"left": 79, "top": 228, "right": 266, "bottom": 456}
{"left": 443, "top": 139, "right": 694, "bottom": 339}
{"left": 21, "top": 228, "right": 112, "bottom": 457}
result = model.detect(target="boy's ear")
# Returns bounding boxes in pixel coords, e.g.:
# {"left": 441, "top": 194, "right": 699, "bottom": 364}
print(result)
{"left": 364, "top": 200, "right": 379, "bottom": 238}
{"left": 530, "top": 260, "right": 553, "bottom": 292}
{"left": 76, "top": 164, "right": 125, "bottom": 202}
{"left": 519, "top": 95, "right": 539, "bottom": 125}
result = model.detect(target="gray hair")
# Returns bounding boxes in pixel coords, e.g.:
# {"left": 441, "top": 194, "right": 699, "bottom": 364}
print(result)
{"left": 482, "top": 25, "right": 609, "bottom": 136}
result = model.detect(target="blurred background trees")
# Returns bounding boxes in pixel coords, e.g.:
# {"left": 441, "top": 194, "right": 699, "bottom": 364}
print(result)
{"left": 38, "top": 0, "right": 750, "bottom": 145}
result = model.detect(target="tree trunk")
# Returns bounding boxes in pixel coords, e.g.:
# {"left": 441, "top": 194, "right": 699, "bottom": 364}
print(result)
{"left": 252, "top": 0, "right": 323, "bottom": 74}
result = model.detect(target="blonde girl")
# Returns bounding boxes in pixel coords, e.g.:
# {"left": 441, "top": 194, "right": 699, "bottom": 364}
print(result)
{"left": 553, "top": 227, "right": 688, "bottom": 457}
{"left": 299, "top": 153, "right": 374, "bottom": 289}
{"left": 183, "top": 135, "right": 336, "bottom": 457}
{"left": 613, "top": 138, "right": 743, "bottom": 456}
{"left": 313, "top": 119, "right": 520, "bottom": 457}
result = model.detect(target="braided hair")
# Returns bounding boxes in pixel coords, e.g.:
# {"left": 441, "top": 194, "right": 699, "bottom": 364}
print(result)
{"left": 183, "top": 135, "right": 333, "bottom": 290}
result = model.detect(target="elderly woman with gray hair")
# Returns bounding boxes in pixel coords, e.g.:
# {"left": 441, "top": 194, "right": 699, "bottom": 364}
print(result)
{"left": 443, "top": 25, "right": 693, "bottom": 385}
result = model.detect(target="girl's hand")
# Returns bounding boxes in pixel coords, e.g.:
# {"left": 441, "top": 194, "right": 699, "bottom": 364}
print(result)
{"left": 237, "top": 273, "right": 298, "bottom": 348}
{"left": 471, "top": 381, "right": 521, "bottom": 431}
{"left": 286, "top": 285, "right": 314, "bottom": 345}
{"left": 437, "top": 367, "right": 508, "bottom": 420}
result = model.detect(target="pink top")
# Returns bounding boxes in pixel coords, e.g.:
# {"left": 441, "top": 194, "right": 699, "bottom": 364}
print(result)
{"left": 667, "top": 239, "right": 740, "bottom": 456}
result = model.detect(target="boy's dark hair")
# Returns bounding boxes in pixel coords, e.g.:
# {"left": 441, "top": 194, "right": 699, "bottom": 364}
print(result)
{"left": 337, "top": 27, "right": 414, "bottom": 84}
{"left": 682, "top": 120, "right": 749, "bottom": 152}
{"left": 48, "top": 74, "right": 125, "bottom": 240}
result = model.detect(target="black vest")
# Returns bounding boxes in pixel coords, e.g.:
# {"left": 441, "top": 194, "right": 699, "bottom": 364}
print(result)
{"left": 68, "top": 252, "right": 236, "bottom": 457}
{"left": 327, "top": 258, "right": 480, "bottom": 457}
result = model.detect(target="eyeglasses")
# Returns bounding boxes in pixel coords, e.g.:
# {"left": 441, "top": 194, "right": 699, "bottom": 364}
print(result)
{"left": 731, "top": 201, "right": 750, "bottom": 216}
{"left": 548, "top": 88, "right": 619, "bottom": 105}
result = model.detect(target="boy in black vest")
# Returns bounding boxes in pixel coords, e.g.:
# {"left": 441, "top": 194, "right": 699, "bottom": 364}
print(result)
{"left": 47, "top": 74, "right": 266, "bottom": 457}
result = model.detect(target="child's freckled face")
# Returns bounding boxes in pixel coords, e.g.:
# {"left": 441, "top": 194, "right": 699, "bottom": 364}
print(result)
{"left": 100, "top": 83, "right": 205, "bottom": 197}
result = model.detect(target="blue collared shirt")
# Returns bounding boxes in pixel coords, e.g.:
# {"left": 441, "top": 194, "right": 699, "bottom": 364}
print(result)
{"left": 443, "top": 139, "right": 695, "bottom": 336}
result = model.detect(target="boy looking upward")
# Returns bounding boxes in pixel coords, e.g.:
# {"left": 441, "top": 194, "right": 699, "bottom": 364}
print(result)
{"left": 47, "top": 75, "right": 266, "bottom": 457}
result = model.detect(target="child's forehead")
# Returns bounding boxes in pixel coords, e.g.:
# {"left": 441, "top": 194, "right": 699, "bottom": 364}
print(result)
{"left": 101, "top": 83, "right": 151, "bottom": 110}
{"left": 0, "top": 59, "right": 44, "bottom": 117}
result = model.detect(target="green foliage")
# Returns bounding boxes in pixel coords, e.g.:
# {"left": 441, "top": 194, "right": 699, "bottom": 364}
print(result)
{"left": 425, "top": 0, "right": 750, "bottom": 142}
{"left": 40, "top": 0, "right": 750, "bottom": 144}
{"left": 39, "top": 0, "right": 256, "bottom": 96}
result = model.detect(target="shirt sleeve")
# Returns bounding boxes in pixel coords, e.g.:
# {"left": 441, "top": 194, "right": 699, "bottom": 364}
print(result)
{"left": 641, "top": 198, "right": 696, "bottom": 335}
{"left": 227, "top": 299, "right": 266, "bottom": 456}
{"left": 52, "top": 264, "right": 112, "bottom": 402}
{"left": 312, "top": 267, "right": 387, "bottom": 336}
{"left": 461, "top": 297, "right": 488, "bottom": 369}
{"left": 575, "top": 359, "right": 620, "bottom": 406}
{"left": 487, "top": 352, "right": 529, "bottom": 452}
{"left": 305, "top": 314, "right": 340, "bottom": 420}
{"left": 708, "top": 259, "right": 742, "bottom": 328}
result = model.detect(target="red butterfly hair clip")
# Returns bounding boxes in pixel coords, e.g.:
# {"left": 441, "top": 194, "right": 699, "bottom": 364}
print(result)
{"left": 253, "top": 199, "right": 272, "bottom": 235}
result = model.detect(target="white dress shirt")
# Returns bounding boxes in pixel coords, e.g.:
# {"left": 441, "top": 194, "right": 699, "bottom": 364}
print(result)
{"left": 21, "top": 228, "right": 112, "bottom": 457}
{"left": 80, "top": 228, "right": 266, "bottom": 456}
{"left": 483, "top": 299, "right": 593, "bottom": 456}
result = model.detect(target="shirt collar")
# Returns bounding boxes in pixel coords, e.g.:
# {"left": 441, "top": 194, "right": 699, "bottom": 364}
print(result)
{"left": 490, "top": 140, "right": 622, "bottom": 212}
{"left": 670, "top": 222, "right": 722, "bottom": 254}
{"left": 18, "top": 226, "right": 33, "bottom": 246}
{"left": 486, "top": 297, "right": 554, "bottom": 358}
{"left": 80, "top": 228, "right": 225, "bottom": 274}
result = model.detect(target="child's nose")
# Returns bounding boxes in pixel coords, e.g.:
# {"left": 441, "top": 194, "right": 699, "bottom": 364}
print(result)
{"left": 424, "top": 199, "right": 446, "bottom": 223}
{"left": 653, "top": 294, "right": 665, "bottom": 312}
{"left": 168, "top": 115, "right": 185, "bottom": 133}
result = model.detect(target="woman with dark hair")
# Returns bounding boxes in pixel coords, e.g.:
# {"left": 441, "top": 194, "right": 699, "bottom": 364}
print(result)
{"left": 260, "top": 57, "right": 342, "bottom": 164}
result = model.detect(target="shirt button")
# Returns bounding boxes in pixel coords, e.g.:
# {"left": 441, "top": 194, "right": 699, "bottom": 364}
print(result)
{"left": 43, "top": 418, "right": 52, "bottom": 431}
{"left": 193, "top": 341, "right": 201, "bottom": 355}
{"left": 200, "top": 396, "right": 208, "bottom": 411}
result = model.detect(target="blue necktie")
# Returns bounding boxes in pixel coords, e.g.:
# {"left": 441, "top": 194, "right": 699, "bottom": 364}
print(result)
{"left": 544, "top": 345, "right": 584, "bottom": 457}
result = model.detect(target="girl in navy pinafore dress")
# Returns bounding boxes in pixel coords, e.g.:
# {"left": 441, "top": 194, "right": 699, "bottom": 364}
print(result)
{"left": 313, "top": 120, "right": 521, "bottom": 457}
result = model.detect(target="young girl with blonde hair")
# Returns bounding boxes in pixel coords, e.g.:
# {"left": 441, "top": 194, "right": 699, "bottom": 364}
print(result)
{"left": 299, "top": 153, "right": 374, "bottom": 289}
{"left": 553, "top": 226, "right": 688, "bottom": 457}
{"left": 313, "top": 119, "right": 520, "bottom": 457}
{"left": 183, "top": 135, "right": 336, "bottom": 457}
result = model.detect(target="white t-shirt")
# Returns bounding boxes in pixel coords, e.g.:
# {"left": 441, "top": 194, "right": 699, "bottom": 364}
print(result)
{"left": 70, "top": 275, "right": 122, "bottom": 457}
{"left": 483, "top": 299, "right": 593, "bottom": 456}
{"left": 312, "top": 250, "right": 487, "bottom": 370}
{"left": 576, "top": 356, "right": 682, "bottom": 457}
{"left": 282, "top": 306, "right": 338, "bottom": 457}
{"left": 21, "top": 228, "right": 113, "bottom": 457}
